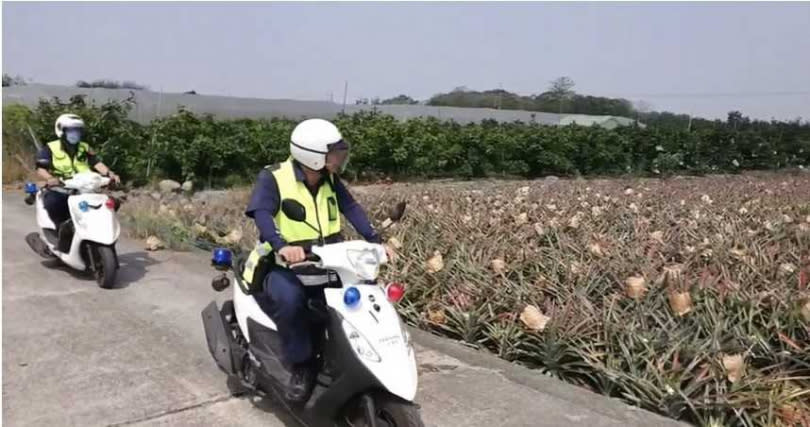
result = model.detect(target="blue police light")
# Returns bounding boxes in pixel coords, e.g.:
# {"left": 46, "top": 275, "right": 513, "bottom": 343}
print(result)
{"left": 78, "top": 201, "right": 90, "bottom": 212}
{"left": 24, "top": 182, "right": 38, "bottom": 194}
{"left": 343, "top": 287, "right": 361, "bottom": 307}
{"left": 211, "top": 248, "right": 233, "bottom": 269}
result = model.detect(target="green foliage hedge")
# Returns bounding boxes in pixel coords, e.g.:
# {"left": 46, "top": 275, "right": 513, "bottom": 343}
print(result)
{"left": 6, "top": 95, "right": 810, "bottom": 186}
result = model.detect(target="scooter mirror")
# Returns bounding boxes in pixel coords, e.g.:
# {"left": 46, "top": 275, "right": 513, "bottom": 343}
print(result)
{"left": 211, "top": 273, "right": 230, "bottom": 292}
{"left": 281, "top": 199, "right": 307, "bottom": 222}
{"left": 389, "top": 201, "right": 407, "bottom": 222}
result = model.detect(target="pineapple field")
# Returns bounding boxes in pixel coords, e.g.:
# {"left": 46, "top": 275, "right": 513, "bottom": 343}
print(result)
{"left": 120, "top": 171, "right": 810, "bottom": 426}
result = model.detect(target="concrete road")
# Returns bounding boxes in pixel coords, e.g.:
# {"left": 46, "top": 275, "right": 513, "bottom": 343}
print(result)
{"left": 2, "top": 194, "right": 683, "bottom": 427}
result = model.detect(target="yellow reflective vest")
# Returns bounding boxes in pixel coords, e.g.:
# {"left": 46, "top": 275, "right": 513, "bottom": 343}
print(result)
{"left": 47, "top": 140, "right": 92, "bottom": 179}
{"left": 241, "top": 159, "right": 341, "bottom": 290}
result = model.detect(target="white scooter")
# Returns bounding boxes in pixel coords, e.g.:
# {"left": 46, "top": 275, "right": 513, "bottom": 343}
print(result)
{"left": 24, "top": 171, "right": 121, "bottom": 289}
{"left": 202, "top": 199, "right": 424, "bottom": 427}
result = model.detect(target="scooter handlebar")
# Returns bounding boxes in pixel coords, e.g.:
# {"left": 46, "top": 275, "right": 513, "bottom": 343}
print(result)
{"left": 46, "top": 185, "right": 74, "bottom": 195}
{"left": 278, "top": 251, "right": 321, "bottom": 264}
{"left": 276, "top": 251, "right": 322, "bottom": 271}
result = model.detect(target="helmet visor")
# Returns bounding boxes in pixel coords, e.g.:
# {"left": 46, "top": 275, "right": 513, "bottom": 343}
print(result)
{"left": 326, "top": 140, "right": 350, "bottom": 174}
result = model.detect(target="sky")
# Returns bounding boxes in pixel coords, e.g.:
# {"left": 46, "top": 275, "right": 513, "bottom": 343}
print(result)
{"left": 3, "top": 2, "right": 810, "bottom": 120}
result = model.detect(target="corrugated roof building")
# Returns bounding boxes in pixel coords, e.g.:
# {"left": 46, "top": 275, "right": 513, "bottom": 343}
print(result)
{"left": 559, "top": 114, "right": 645, "bottom": 129}
{"left": 3, "top": 84, "right": 642, "bottom": 127}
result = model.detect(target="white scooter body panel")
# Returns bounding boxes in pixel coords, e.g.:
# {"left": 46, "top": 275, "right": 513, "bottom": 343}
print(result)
{"left": 67, "top": 194, "right": 121, "bottom": 245}
{"left": 233, "top": 281, "right": 278, "bottom": 341}
{"left": 35, "top": 193, "right": 57, "bottom": 230}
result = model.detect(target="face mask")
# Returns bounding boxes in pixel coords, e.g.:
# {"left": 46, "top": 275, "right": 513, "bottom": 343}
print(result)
{"left": 65, "top": 129, "right": 82, "bottom": 145}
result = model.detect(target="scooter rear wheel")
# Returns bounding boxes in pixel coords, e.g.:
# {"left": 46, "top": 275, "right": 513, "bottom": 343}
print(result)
{"left": 94, "top": 245, "right": 118, "bottom": 289}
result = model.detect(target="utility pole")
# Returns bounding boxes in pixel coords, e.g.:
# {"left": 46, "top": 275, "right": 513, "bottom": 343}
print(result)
{"left": 342, "top": 81, "right": 348, "bottom": 114}
{"left": 156, "top": 87, "right": 163, "bottom": 119}
{"left": 147, "top": 87, "right": 164, "bottom": 178}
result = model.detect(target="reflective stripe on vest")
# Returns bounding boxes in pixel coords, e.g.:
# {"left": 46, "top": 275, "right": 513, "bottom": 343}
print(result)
{"left": 47, "top": 140, "right": 91, "bottom": 179}
{"left": 241, "top": 241, "right": 272, "bottom": 288}
{"left": 241, "top": 159, "right": 341, "bottom": 286}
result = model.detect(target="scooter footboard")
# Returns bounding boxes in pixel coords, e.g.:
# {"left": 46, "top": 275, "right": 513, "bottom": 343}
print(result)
{"left": 202, "top": 301, "right": 237, "bottom": 376}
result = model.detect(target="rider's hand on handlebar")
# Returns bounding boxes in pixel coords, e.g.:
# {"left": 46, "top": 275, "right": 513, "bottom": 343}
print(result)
{"left": 46, "top": 178, "right": 61, "bottom": 187}
{"left": 279, "top": 245, "right": 306, "bottom": 264}
{"left": 108, "top": 172, "right": 121, "bottom": 185}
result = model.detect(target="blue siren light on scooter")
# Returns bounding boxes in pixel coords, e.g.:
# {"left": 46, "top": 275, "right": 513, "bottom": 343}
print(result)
{"left": 24, "top": 182, "right": 38, "bottom": 194}
{"left": 212, "top": 247, "right": 233, "bottom": 269}
{"left": 344, "top": 286, "right": 361, "bottom": 307}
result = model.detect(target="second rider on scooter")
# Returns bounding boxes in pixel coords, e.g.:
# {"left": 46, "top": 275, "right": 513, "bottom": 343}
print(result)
{"left": 35, "top": 113, "right": 121, "bottom": 232}
{"left": 243, "top": 118, "right": 395, "bottom": 403}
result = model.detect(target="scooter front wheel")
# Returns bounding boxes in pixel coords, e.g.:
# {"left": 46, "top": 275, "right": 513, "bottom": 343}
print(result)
{"left": 93, "top": 245, "right": 118, "bottom": 289}
{"left": 346, "top": 394, "right": 425, "bottom": 427}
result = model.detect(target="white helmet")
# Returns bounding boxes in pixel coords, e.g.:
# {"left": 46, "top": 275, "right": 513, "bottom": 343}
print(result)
{"left": 54, "top": 113, "right": 85, "bottom": 138}
{"left": 290, "top": 118, "right": 345, "bottom": 170}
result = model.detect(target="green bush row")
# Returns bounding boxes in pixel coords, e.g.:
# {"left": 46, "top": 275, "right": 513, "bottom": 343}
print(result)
{"left": 5, "top": 95, "right": 809, "bottom": 186}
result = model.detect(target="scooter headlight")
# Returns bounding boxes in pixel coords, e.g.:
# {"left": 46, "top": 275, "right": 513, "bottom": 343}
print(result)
{"left": 341, "top": 319, "right": 381, "bottom": 363}
{"left": 346, "top": 248, "right": 380, "bottom": 281}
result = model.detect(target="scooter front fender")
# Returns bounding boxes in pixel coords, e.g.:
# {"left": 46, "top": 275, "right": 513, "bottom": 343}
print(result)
{"left": 68, "top": 195, "right": 121, "bottom": 246}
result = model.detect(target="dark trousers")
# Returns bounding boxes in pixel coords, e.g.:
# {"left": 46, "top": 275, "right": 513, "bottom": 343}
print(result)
{"left": 262, "top": 268, "right": 326, "bottom": 365}
{"left": 43, "top": 190, "right": 70, "bottom": 226}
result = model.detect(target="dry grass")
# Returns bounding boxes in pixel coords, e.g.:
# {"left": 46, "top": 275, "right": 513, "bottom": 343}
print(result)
{"left": 2, "top": 154, "right": 35, "bottom": 183}
{"left": 2, "top": 136, "right": 36, "bottom": 184}
{"left": 121, "top": 171, "right": 810, "bottom": 426}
